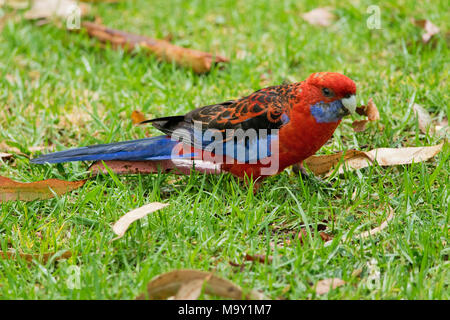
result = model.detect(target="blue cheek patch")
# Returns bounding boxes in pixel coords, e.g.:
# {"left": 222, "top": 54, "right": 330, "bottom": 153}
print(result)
{"left": 310, "top": 100, "right": 345, "bottom": 123}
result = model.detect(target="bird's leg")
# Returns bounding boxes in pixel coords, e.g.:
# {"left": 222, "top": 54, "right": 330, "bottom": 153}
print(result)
{"left": 292, "top": 162, "right": 332, "bottom": 188}
{"left": 292, "top": 162, "right": 309, "bottom": 179}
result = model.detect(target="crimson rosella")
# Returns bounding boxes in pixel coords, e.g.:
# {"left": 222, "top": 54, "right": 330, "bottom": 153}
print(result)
{"left": 32, "top": 72, "right": 357, "bottom": 184}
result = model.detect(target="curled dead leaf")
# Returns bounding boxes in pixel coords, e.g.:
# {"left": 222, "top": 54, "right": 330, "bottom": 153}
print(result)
{"left": 131, "top": 110, "right": 146, "bottom": 125}
{"left": 0, "top": 176, "right": 86, "bottom": 202}
{"left": 80, "top": 22, "right": 228, "bottom": 73}
{"left": 325, "top": 206, "right": 395, "bottom": 246}
{"left": 412, "top": 103, "right": 434, "bottom": 134}
{"left": 89, "top": 159, "right": 222, "bottom": 176}
{"left": 319, "top": 232, "right": 333, "bottom": 242}
{"left": 244, "top": 253, "right": 273, "bottom": 264}
{"left": 302, "top": 8, "right": 336, "bottom": 27}
{"left": 352, "top": 120, "right": 369, "bottom": 132}
{"left": 303, "top": 150, "right": 369, "bottom": 175}
{"left": 315, "top": 278, "right": 345, "bottom": 295}
{"left": 136, "top": 269, "right": 266, "bottom": 300}
{"left": 352, "top": 98, "right": 379, "bottom": 132}
{"left": 0, "top": 152, "right": 12, "bottom": 163}
{"left": 174, "top": 278, "right": 209, "bottom": 300}
{"left": 304, "top": 143, "right": 444, "bottom": 176}
{"left": 112, "top": 202, "right": 169, "bottom": 240}
{"left": 2, "top": 0, "right": 29, "bottom": 9}
{"left": 413, "top": 19, "right": 440, "bottom": 43}
{"left": 412, "top": 103, "right": 449, "bottom": 137}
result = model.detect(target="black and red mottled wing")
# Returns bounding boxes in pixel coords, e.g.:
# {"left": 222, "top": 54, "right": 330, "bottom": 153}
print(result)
{"left": 144, "top": 84, "right": 295, "bottom": 140}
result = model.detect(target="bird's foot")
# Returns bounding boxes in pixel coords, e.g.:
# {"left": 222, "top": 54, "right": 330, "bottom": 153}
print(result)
{"left": 292, "top": 162, "right": 332, "bottom": 188}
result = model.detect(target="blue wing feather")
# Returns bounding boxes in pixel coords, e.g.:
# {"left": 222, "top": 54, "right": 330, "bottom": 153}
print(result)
{"left": 30, "top": 136, "right": 193, "bottom": 164}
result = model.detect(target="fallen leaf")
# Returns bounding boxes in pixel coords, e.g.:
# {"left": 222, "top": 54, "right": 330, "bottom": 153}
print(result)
{"left": 412, "top": 103, "right": 434, "bottom": 134}
{"left": 112, "top": 202, "right": 169, "bottom": 240}
{"left": 325, "top": 206, "right": 395, "bottom": 246}
{"left": 90, "top": 159, "right": 222, "bottom": 176}
{"left": 131, "top": 110, "right": 146, "bottom": 125}
{"left": 79, "top": 21, "right": 228, "bottom": 73}
{"left": 174, "top": 277, "right": 209, "bottom": 300}
{"left": 357, "top": 206, "right": 395, "bottom": 239}
{"left": 319, "top": 232, "right": 333, "bottom": 242}
{"left": 315, "top": 278, "right": 345, "bottom": 295}
{"left": 0, "top": 142, "right": 53, "bottom": 155}
{"left": 0, "top": 152, "right": 12, "bottom": 162}
{"left": 352, "top": 98, "right": 380, "bottom": 132}
{"left": 352, "top": 120, "right": 369, "bottom": 132}
{"left": 436, "top": 118, "right": 448, "bottom": 132}
{"left": 413, "top": 19, "right": 440, "bottom": 43}
{"left": 136, "top": 269, "right": 265, "bottom": 300}
{"left": 302, "top": 8, "right": 336, "bottom": 27}
{"left": 304, "top": 143, "right": 444, "bottom": 176}
{"left": 0, "top": 176, "right": 86, "bottom": 202}
{"left": 3, "top": 0, "right": 29, "bottom": 9}
{"left": 228, "top": 261, "right": 245, "bottom": 271}
{"left": 304, "top": 150, "right": 368, "bottom": 175}
{"left": 25, "top": 0, "right": 89, "bottom": 20}
{"left": 0, "top": 250, "right": 72, "bottom": 263}
{"left": 244, "top": 253, "right": 273, "bottom": 264}
{"left": 366, "top": 99, "right": 380, "bottom": 121}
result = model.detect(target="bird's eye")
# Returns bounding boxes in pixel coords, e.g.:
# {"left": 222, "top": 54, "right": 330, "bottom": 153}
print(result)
{"left": 322, "top": 87, "right": 333, "bottom": 97}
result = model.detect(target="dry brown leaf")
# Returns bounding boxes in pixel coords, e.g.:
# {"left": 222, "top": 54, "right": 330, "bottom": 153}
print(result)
{"left": 352, "top": 98, "right": 379, "bottom": 132}
{"left": 0, "top": 250, "right": 72, "bottom": 263}
{"left": 228, "top": 261, "right": 245, "bottom": 271}
{"left": 411, "top": 103, "right": 448, "bottom": 137}
{"left": 25, "top": 0, "right": 90, "bottom": 20}
{"left": 366, "top": 98, "right": 380, "bottom": 121}
{"left": 3, "top": 0, "right": 29, "bottom": 9}
{"left": 0, "top": 142, "right": 53, "bottom": 156}
{"left": 112, "top": 202, "right": 169, "bottom": 240}
{"left": 90, "top": 159, "right": 222, "bottom": 176}
{"left": 413, "top": 19, "right": 440, "bottom": 43}
{"left": 0, "top": 143, "right": 20, "bottom": 155}
{"left": 0, "top": 176, "right": 86, "bottom": 202}
{"left": 436, "top": 118, "right": 448, "bottom": 129}
{"left": 0, "top": 152, "right": 12, "bottom": 162}
{"left": 174, "top": 278, "right": 209, "bottom": 300}
{"left": 412, "top": 103, "right": 434, "bottom": 134}
{"left": 319, "top": 232, "right": 333, "bottom": 242}
{"left": 358, "top": 206, "right": 395, "bottom": 239}
{"left": 136, "top": 269, "right": 265, "bottom": 300}
{"left": 352, "top": 120, "right": 369, "bottom": 132}
{"left": 325, "top": 206, "right": 395, "bottom": 246}
{"left": 302, "top": 8, "right": 336, "bottom": 27}
{"left": 131, "top": 110, "right": 146, "bottom": 125}
{"left": 244, "top": 253, "right": 273, "bottom": 264}
{"left": 80, "top": 21, "right": 228, "bottom": 74}
{"left": 304, "top": 150, "right": 368, "bottom": 175}
{"left": 315, "top": 278, "right": 345, "bottom": 295}
{"left": 304, "top": 143, "right": 443, "bottom": 176}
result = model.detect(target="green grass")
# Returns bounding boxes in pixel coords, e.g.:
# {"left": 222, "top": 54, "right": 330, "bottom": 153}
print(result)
{"left": 0, "top": 0, "right": 449, "bottom": 299}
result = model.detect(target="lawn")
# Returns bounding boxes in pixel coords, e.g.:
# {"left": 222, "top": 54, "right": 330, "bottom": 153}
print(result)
{"left": 0, "top": 0, "right": 449, "bottom": 299}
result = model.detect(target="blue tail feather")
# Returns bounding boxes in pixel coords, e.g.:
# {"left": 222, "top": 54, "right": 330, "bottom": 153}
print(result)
{"left": 30, "top": 136, "right": 189, "bottom": 164}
